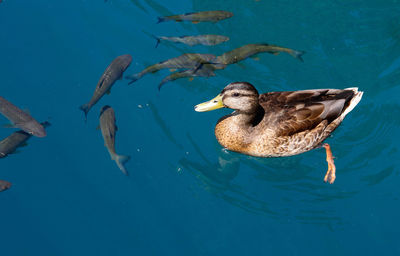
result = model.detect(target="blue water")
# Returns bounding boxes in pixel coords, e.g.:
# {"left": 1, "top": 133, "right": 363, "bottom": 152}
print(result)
{"left": 1, "top": 0, "right": 400, "bottom": 255}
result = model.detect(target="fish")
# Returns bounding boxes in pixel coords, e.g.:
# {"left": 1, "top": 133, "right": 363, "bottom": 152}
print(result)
{"left": 153, "top": 34, "right": 230, "bottom": 48}
{"left": 0, "top": 121, "right": 51, "bottom": 158}
{"left": 126, "top": 53, "right": 216, "bottom": 84}
{"left": 158, "top": 63, "right": 221, "bottom": 90}
{"left": 0, "top": 96, "right": 46, "bottom": 137}
{"left": 79, "top": 54, "right": 132, "bottom": 121}
{"left": 0, "top": 180, "right": 11, "bottom": 192}
{"left": 99, "top": 105, "right": 130, "bottom": 176}
{"left": 216, "top": 43, "right": 305, "bottom": 65}
{"left": 157, "top": 10, "right": 233, "bottom": 24}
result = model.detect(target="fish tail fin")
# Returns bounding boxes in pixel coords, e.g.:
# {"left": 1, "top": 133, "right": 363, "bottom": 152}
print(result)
{"left": 158, "top": 81, "right": 166, "bottom": 91}
{"left": 141, "top": 29, "right": 161, "bottom": 47}
{"left": 126, "top": 75, "right": 139, "bottom": 85}
{"left": 290, "top": 50, "right": 306, "bottom": 62}
{"left": 41, "top": 121, "right": 51, "bottom": 128}
{"left": 155, "top": 37, "right": 161, "bottom": 48}
{"left": 149, "top": 34, "right": 161, "bottom": 48}
{"left": 113, "top": 154, "right": 131, "bottom": 176}
{"left": 79, "top": 104, "right": 90, "bottom": 122}
{"left": 157, "top": 17, "right": 165, "bottom": 24}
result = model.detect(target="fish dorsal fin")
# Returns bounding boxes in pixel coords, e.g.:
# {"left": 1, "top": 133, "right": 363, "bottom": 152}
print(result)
{"left": 106, "top": 88, "right": 111, "bottom": 95}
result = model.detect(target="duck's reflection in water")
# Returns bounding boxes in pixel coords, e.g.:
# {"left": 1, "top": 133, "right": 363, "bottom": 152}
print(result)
{"left": 179, "top": 153, "right": 277, "bottom": 216}
{"left": 181, "top": 134, "right": 348, "bottom": 227}
{"left": 181, "top": 133, "right": 276, "bottom": 215}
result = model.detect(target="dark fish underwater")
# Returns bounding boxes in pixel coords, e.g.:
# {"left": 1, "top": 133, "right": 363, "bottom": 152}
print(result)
{"left": 126, "top": 53, "right": 216, "bottom": 84}
{"left": 0, "top": 121, "right": 50, "bottom": 158}
{"left": 80, "top": 54, "right": 132, "bottom": 120}
{"left": 157, "top": 10, "right": 233, "bottom": 24}
{"left": 0, "top": 96, "right": 46, "bottom": 137}
{"left": 99, "top": 105, "right": 130, "bottom": 176}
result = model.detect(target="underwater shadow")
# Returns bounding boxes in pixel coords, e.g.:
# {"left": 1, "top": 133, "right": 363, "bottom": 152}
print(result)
{"left": 181, "top": 133, "right": 348, "bottom": 226}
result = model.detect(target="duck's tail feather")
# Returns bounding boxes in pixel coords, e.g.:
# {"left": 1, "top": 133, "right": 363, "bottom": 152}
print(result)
{"left": 342, "top": 88, "right": 363, "bottom": 117}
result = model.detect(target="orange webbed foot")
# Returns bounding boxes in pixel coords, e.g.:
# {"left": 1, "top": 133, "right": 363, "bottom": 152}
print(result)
{"left": 323, "top": 143, "right": 336, "bottom": 184}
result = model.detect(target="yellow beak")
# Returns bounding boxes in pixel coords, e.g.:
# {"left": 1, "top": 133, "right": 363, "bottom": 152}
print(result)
{"left": 194, "top": 94, "right": 224, "bottom": 112}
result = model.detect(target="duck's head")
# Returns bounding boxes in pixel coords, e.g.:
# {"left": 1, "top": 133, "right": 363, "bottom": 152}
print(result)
{"left": 195, "top": 82, "right": 259, "bottom": 113}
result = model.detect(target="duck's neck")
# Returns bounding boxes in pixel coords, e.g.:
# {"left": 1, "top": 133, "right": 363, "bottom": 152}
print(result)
{"left": 231, "top": 105, "right": 265, "bottom": 128}
{"left": 215, "top": 105, "right": 265, "bottom": 151}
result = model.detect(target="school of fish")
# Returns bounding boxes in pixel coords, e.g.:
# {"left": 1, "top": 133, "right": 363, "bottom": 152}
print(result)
{"left": 0, "top": 9, "right": 306, "bottom": 192}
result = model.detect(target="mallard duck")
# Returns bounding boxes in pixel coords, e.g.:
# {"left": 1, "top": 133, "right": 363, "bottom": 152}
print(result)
{"left": 195, "top": 82, "right": 363, "bottom": 184}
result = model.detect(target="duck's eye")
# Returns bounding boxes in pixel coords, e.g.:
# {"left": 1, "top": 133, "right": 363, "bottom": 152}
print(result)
{"left": 232, "top": 93, "right": 240, "bottom": 97}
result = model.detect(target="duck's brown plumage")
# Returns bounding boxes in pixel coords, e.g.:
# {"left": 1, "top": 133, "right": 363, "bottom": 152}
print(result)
{"left": 257, "top": 88, "right": 355, "bottom": 137}
{"left": 197, "top": 82, "right": 363, "bottom": 157}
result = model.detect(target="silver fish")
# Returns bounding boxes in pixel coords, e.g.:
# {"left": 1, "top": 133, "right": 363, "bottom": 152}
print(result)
{"left": 126, "top": 53, "right": 216, "bottom": 84}
{"left": 0, "top": 121, "right": 50, "bottom": 158}
{"left": 0, "top": 96, "right": 46, "bottom": 137}
{"left": 0, "top": 180, "right": 11, "bottom": 192}
{"left": 154, "top": 34, "right": 229, "bottom": 47}
{"left": 80, "top": 54, "right": 132, "bottom": 120}
{"left": 157, "top": 10, "right": 233, "bottom": 24}
{"left": 99, "top": 105, "right": 130, "bottom": 176}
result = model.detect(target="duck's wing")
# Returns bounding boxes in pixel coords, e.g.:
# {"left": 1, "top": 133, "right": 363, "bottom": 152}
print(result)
{"left": 259, "top": 89, "right": 356, "bottom": 136}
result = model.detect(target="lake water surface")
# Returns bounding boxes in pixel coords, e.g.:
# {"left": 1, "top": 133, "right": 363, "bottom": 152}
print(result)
{"left": 1, "top": 0, "right": 400, "bottom": 255}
